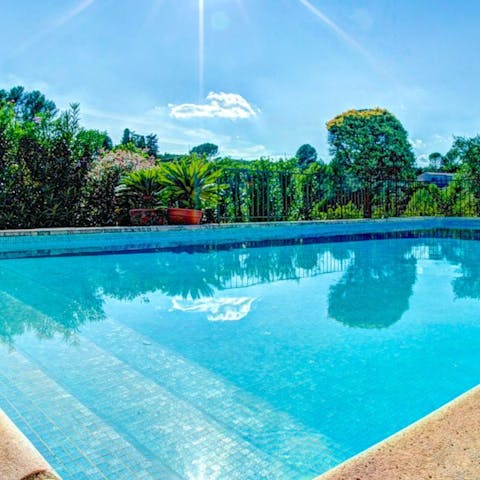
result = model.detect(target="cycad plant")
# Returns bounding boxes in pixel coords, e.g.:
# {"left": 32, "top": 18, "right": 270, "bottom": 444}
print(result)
{"left": 115, "top": 167, "right": 164, "bottom": 209}
{"left": 160, "top": 155, "right": 225, "bottom": 210}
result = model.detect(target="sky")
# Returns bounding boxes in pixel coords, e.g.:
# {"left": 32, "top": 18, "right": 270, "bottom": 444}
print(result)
{"left": 1, "top": 0, "right": 480, "bottom": 163}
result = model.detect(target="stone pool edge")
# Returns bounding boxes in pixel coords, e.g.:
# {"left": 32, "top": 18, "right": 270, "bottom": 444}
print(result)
{"left": 0, "top": 408, "right": 59, "bottom": 480}
{"left": 315, "top": 384, "right": 480, "bottom": 480}
{"left": 2, "top": 216, "right": 480, "bottom": 237}
{"left": 2, "top": 217, "right": 480, "bottom": 259}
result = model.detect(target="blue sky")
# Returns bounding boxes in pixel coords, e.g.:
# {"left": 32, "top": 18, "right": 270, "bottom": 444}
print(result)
{"left": 1, "top": 0, "right": 479, "bottom": 163}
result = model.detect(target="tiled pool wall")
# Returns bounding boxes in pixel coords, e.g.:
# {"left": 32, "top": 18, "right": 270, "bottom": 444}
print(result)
{"left": 2, "top": 217, "right": 480, "bottom": 258}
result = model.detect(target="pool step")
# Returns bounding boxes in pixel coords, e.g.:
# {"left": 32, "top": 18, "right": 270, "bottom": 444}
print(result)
{"left": 85, "top": 317, "right": 344, "bottom": 475}
{"left": 0, "top": 260, "right": 345, "bottom": 475}
{"left": 10, "top": 325, "right": 303, "bottom": 479}
{"left": 0, "top": 340, "right": 177, "bottom": 480}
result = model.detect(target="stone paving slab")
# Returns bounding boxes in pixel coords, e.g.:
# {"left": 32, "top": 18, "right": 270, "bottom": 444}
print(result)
{"left": 315, "top": 385, "right": 480, "bottom": 480}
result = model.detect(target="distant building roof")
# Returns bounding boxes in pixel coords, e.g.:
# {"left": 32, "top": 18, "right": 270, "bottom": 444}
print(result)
{"left": 417, "top": 172, "right": 454, "bottom": 187}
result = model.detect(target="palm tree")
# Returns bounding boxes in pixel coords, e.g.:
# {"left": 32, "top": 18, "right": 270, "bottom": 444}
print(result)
{"left": 115, "top": 167, "right": 164, "bottom": 208}
{"left": 160, "top": 155, "right": 225, "bottom": 210}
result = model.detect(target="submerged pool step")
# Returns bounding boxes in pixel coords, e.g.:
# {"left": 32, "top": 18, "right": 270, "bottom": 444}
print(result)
{"left": 11, "top": 326, "right": 304, "bottom": 479}
{"left": 84, "top": 317, "right": 344, "bottom": 476}
{"left": 0, "top": 261, "right": 346, "bottom": 477}
{"left": 0, "top": 343, "right": 176, "bottom": 480}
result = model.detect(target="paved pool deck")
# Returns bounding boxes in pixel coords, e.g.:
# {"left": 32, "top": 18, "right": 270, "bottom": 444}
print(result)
{"left": 315, "top": 385, "right": 480, "bottom": 480}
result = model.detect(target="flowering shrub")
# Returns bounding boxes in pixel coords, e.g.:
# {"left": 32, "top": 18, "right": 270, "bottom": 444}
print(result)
{"left": 81, "top": 148, "right": 156, "bottom": 226}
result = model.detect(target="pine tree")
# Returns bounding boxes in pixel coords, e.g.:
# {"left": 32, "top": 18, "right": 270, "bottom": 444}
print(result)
{"left": 146, "top": 134, "right": 158, "bottom": 157}
{"left": 121, "top": 128, "right": 131, "bottom": 145}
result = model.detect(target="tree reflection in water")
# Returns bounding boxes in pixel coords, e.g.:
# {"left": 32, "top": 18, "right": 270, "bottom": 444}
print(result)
{"left": 431, "top": 240, "right": 480, "bottom": 300}
{"left": 3, "top": 235, "right": 480, "bottom": 344}
{"left": 328, "top": 241, "right": 418, "bottom": 328}
{"left": 0, "top": 243, "right": 351, "bottom": 344}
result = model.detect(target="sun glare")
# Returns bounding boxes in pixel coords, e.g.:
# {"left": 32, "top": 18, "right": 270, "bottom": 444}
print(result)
{"left": 198, "top": 0, "right": 205, "bottom": 101}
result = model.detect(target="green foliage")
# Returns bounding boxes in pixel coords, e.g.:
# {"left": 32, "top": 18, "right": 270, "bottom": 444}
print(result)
{"left": 2, "top": 86, "right": 480, "bottom": 229}
{"left": 404, "top": 185, "right": 441, "bottom": 216}
{"left": 121, "top": 128, "right": 157, "bottom": 156}
{"left": 160, "top": 155, "right": 225, "bottom": 209}
{"left": 116, "top": 168, "right": 164, "bottom": 209}
{"left": 311, "top": 201, "right": 363, "bottom": 220}
{"left": 296, "top": 144, "right": 318, "bottom": 168}
{"left": 428, "top": 152, "right": 443, "bottom": 171}
{"left": 190, "top": 142, "right": 219, "bottom": 158}
{"left": 146, "top": 133, "right": 158, "bottom": 157}
{"left": 0, "top": 85, "right": 57, "bottom": 122}
{"left": 121, "top": 128, "right": 131, "bottom": 145}
{"left": 452, "top": 192, "right": 478, "bottom": 216}
{"left": 326, "top": 108, "right": 415, "bottom": 183}
{"left": 0, "top": 101, "right": 105, "bottom": 228}
{"left": 447, "top": 136, "right": 480, "bottom": 194}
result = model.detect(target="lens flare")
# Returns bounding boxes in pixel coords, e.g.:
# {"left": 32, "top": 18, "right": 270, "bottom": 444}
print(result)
{"left": 298, "top": 0, "right": 390, "bottom": 79}
{"left": 198, "top": 0, "right": 205, "bottom": 101}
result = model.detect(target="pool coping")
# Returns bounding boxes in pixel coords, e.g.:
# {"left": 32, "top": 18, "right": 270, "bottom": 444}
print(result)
{"left": 1, "top": 216, "right": 480, "bottom": 237}
{"left": 0, "top": 408, "right": 59, "bottom": 480}
{"left": 314, "top": 384, "right": 480, "bottom": 480}
{"left": 2, "top": 217, "right": 480, "bottom": 259}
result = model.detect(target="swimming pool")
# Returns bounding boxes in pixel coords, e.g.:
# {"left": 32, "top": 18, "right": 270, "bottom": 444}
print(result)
{"left": 0, "top": 224, "right": 479, "bottom": 479}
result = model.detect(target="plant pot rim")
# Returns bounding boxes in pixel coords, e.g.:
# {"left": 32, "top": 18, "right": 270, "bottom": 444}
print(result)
{"left": 167, "top": 207, "right": 203, "bottom": 213}
{"left": 129, "top": 208, "right": 164, "bottom": 212}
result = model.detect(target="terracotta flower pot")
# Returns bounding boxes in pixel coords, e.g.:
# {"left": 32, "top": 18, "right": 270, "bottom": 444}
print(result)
{"left": 167, "top": 207, "right": 203, "bottom": 225}
{"left": 129, "top": 209, "right": 164, "bottom": 226}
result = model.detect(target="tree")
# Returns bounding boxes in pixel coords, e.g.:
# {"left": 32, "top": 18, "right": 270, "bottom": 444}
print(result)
{"left": 326, "top": 108, "right": 415, "bottom": 183}
{"left": 146, "top": 133, "right": 158, "bottom": 157}
{"left": 0, "top": 102, "right": 106, "bottom": 228}
{"left": 121, "top": 128, "right": 131, "bottom": 145}
{"left": 190, "top": 142, "right": 218, "bottom": 158}
{"left": 443, "top": 136, "right": 476, "bottom": 173}
{"left": 102, "top": 133, "right": 113, "bottom": 150}
{"left": 132, "top": 133, "right": 146, "bottom": 149}
{"left": 0, "top": 86, "right": 56, "bottom": 122}
{"left": 295, "top": 144, "right": 317, "bottom": 167}
{"left": 121, "top": 128, "right": 153, "bottom": 152}
{"left": 428, "top": 152, "right": 443, "bottom": 171}
{"left": 446, "top": 136, "right": 480, "bottom": 198}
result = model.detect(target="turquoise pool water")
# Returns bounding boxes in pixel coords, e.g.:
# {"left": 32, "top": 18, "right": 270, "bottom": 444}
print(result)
{"left": 0, "top": 235, "right": 479, "bottom": 479}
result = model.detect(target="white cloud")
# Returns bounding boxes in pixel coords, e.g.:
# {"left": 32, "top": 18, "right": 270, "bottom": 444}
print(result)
{"left": 222, "top": 144, "right": 272, "bottom": 159}
{"left": 417, "top": 153, "right": 429, "bottom": 166}
{"left": 409, "top": 138, "right": 426, "bottom": 150}
{"left": 5, "top": 78, "right": 270, "bottom": 158}
{"left": 169, "top": 92, "right": 258, "bottom": 120}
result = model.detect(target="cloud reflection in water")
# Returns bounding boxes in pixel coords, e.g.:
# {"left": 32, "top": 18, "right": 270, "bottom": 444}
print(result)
{"left": 171, "top": 297, "right": 256, "bottom": 322}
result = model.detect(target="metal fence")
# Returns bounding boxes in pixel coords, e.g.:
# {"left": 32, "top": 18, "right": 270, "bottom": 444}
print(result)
{"left": 211, "top": 168, "right": 478, "bottom": 223}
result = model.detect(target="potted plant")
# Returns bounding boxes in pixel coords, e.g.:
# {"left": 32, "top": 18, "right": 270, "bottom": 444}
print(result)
{"left": 115, "top": 168, "right": 165, "bottom": 225}
{"left": 160, "top": 155, "right": 225, "bottom": 225}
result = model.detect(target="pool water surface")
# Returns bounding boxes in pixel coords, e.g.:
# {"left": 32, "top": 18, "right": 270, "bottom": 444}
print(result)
{"left": 0, "top": 236, "right": 479, "bottom": 479}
